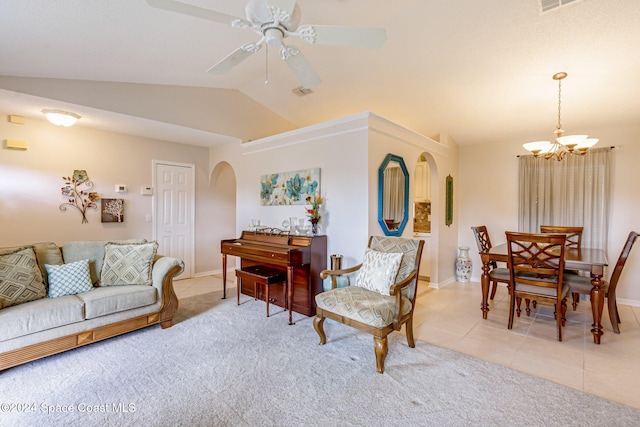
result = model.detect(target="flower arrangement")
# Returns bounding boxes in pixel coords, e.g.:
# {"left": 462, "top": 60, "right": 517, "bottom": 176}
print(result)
{"left": 305, "top": 195, "right": 323, "bottom": 230}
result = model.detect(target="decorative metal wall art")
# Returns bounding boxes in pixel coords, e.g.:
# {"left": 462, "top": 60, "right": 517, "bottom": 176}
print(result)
{"left": 101, "top": 198, "right": 124, "bottom": 223}
{"left": 260, "top": 167, "right": 320, "bottom": 206}
{"left": 59, "top": 170, "right": 99, "bottom": 224}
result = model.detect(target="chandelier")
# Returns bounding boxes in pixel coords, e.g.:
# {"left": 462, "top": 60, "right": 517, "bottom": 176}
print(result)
{"left": 523, "top": 72, "right": 598, "bottom": 160}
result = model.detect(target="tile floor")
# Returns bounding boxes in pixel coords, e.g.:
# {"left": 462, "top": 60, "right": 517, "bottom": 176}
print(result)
{"left": 174, "top": 274, "right": 640, "bottom": 409}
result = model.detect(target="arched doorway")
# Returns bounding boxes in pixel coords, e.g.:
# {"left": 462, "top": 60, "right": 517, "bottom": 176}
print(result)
{"left": 412, "top": 152, "right": 438, "bottom": 286}
{"left": 209, "top": 161, "right": 236, "bottom": 275}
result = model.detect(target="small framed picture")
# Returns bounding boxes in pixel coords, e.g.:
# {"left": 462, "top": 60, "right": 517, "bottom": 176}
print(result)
{"left": 101, "top": 198, "right": 124, "bottom": 223}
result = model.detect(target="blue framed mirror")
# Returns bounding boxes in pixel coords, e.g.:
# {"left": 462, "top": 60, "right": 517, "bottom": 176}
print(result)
{"left": 378, "top": 153, "right": 409, "bottom": 236}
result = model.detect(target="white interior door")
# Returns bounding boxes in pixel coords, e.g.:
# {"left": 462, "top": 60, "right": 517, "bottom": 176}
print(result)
{"left": 153, "top": 161, "right": 194, "bottom": 279}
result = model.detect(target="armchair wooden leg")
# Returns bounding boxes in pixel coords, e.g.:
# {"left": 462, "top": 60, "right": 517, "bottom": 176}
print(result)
{"left": 405, "top": 317, "right": 416, "bottom": 348}
{"left": 516, "top": 297, "right": 522, "bottom": 317}
{"left": 374, "top": 336, "right": 388, "bottom": 374}
{"left": 313, "top": 315, "right": 327, "bottom": 345}
{"left": 561, "top": 298, "right": 567, "bottom": 327}
{"left": 525, "top": 299, "right": 531, "bottom": 316}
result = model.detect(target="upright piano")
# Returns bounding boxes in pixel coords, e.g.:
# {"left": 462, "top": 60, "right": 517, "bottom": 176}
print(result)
{"left": 221, "top": 230, "right": 327, "bottom": 322}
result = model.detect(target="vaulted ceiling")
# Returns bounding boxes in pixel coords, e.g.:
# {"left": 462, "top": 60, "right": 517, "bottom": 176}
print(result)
{"left": 1, "top": 0, "right": 639, "bottom": 148}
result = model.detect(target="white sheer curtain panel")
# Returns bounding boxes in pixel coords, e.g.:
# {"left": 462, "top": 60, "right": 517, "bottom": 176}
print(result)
{"left": 518, "top": 147, "right": 611, "bottom": 250}
{"left": 383, "top": 166, "right": 404, "bottom": 221}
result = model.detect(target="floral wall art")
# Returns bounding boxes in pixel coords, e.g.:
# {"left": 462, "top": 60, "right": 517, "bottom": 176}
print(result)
{"left": 260, "top": 168, "right": 320, "bottom": 206}
{"left": 101, "top": 198, "right": 125, "bottom": 223}
{"left": 59, "top": 170, "right": 100, "bottom": 224}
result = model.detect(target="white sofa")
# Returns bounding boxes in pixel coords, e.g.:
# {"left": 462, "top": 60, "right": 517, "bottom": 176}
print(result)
{"left": 0, "top": 240, "right": 183, "bottom": 371}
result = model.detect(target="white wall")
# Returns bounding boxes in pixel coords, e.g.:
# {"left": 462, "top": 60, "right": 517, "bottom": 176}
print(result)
{"left": 0, "top": 112, "right": 217, "bottom": 275}
{"left": 458, "top": 123, "right": 640, "bottom": 305}
{"left": 209, "top": 112, "right": 461, "bottom": 286}
{"left": 209, "top": 113, "right": 370, "bottom": 268}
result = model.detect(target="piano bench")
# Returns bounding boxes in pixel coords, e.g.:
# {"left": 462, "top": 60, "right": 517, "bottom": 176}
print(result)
{"left": 235, "top": 266, "right": 288, "bottom": 317}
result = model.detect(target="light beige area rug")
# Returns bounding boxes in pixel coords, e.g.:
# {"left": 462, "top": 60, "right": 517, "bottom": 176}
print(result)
{"left": 1, "top": 290, "right": 638, "bottom": 426}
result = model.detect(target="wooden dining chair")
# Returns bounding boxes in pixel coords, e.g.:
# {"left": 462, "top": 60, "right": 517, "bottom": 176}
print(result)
{"left": 564, "top": 231, "right": 639, "bottom": 333}
{"left": 506, "top": 232, "right": 569, "bottom": 341}
{"left": 537, "top": 225, "right": 584, "bottom": 309}
{"left": 471, "top": 226, "right": 510, "bottom": 300}
{"left": 540, "top": 225, "right": 583, "bottom": 249}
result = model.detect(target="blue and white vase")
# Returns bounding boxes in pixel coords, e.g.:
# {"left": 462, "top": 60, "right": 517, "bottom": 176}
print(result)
{"left": 456, "top": 246, "right": 472, "bottom": 282}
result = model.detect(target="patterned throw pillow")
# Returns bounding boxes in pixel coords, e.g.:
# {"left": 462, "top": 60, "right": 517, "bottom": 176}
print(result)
{"left": 45, "top": 259, "right": 93, "bottom": 298}
{"left": 0, "top": 246, "right": 47, "bottom": 308}
{"left": 354, "top": 248, "right": 403, "bottom": 296}
{"left": 100, "top": 241, "right": 158, "bottom": 286}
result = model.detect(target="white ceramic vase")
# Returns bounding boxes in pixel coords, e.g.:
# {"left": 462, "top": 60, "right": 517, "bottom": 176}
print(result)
{"left": 456, "top": 246, "right": 472, "bottom": 282}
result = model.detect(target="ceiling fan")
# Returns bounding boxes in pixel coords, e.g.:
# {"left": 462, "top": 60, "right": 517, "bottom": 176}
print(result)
{"left": 146, "top": 0, "right": 386, "bottom": 88}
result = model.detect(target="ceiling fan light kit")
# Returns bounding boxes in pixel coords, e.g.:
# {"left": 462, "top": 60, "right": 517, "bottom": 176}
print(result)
{"left": 147, "top": 0, "right": 386, "bottom": 89}
{"left": 523, "top": 72, "right": 598, "bottom": 161}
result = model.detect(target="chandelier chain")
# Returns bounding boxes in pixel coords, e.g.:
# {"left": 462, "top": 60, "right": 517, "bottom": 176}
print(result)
{"left": 522, "top": 71, "right": 598, "bottom": 160}
{"left": 556, "top": 78, "right": 562, "bottom": 132}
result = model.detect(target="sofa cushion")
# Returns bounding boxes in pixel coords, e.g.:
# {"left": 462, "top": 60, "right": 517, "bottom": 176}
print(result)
{"left": 0, "top": 243, "right": 63, "bottom": 287}
{"left": 0, "top": 294, "right": 85, "bottom": 342}
{"left": 100, "top": 241, "right": 158, "bottom": 286}
{"left": 76, "top": 285, "right": 157, "bottom": 319}
{"left": 0, "top": 247, "right": 47, "bottom": 309}
{"left": 62, "top": 239, "right": 146, "bottom": 284}
{"left": 46, "top": 259, "right": 94, "bottom": 298}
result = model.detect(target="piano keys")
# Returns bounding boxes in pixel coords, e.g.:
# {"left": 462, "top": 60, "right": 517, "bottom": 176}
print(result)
{"left": 221, "top": 230, "right": 327, "bottom": 323}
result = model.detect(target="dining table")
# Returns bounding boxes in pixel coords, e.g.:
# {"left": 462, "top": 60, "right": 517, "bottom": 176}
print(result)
{"left": 480, "top": 243, "right": 609, "bottom": 344}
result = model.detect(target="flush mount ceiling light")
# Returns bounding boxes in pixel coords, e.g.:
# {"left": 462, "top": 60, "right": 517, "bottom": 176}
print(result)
{"left": 42, "top": 109, "right": 81, "bottom": 127}
{"left": 522, "top": 72, "right": 598, "bottom": 161}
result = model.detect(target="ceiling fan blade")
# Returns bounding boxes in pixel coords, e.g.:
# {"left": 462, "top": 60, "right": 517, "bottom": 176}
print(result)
{"left": 207, "top": 44, "right": 262, "bottom": 74}
{"left": 281, "top": 46, "right": 321, "bottom": 89}
{"left": 267, "top": 0, "right": 297, "bottom": 17}
{"left": 146, "top": 0, "right": 249, "bottom": 26}
{"left": 296, "top": 25, "right": 387, "bottom": 49}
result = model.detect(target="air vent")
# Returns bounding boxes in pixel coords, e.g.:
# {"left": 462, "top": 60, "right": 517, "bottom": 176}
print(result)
{"left": 537, "top": 0, "right": 582, "bottom": 15}
{"left": 293, "top": 86, "right": 314, "bottom": 97}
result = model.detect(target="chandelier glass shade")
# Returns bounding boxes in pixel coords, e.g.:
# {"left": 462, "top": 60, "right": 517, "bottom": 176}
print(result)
{"left": 523, "top": 72, "right": 598, "bottom": 160}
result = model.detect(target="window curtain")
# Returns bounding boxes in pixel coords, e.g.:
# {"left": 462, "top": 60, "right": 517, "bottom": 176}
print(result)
{"left": 383, "top": 166, "right": 404, "bottom": 221}
{"left": 518, "top": 147, "right": 610, "bottom": 250}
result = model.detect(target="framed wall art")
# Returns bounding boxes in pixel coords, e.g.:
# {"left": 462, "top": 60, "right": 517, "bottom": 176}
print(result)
{"left": 260, "top": 168, "right": 320, "bottom": 206}
{"left": 101, "top": 198, "right": 124, "bottom": 223}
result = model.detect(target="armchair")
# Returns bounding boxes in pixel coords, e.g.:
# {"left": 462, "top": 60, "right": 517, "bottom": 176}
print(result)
{"left": 313, "top": 236, "right": 424, "bottom": 374}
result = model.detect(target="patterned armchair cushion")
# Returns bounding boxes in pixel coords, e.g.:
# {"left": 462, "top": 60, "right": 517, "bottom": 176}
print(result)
{"left": 368, "top": 236, "right": 420, "bottom": 283}
{"left": 0, "top": 246, "right": 47, "bottom": 309}
{"left": 354, "top": 249, "right": 403, "bottom": 296}
{"left": 100, "top": 241, "right": 158, "bottom": 286}
{"left": 45, "top": 259, "right": 93, "bottom": 298}
{"left": 315, "top": 286, "right": 413, "bottom": 328}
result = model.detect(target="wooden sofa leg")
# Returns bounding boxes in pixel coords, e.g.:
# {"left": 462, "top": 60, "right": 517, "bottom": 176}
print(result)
{"left": 313, "top": 315, "right": 327, "bottom": 345}
{"left": 160, "top": 320, "right": 173, "bottom": 329}
{"left": 374, "top": 336, "right": 388, "bottom": 374}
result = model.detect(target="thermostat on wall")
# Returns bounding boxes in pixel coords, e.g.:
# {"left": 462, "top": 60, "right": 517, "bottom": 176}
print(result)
{"left": 141, "top": 186, "right": 153, "bottom": 196}
{"left": 115, "top": 184, "right": 127, "bottom": 193}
